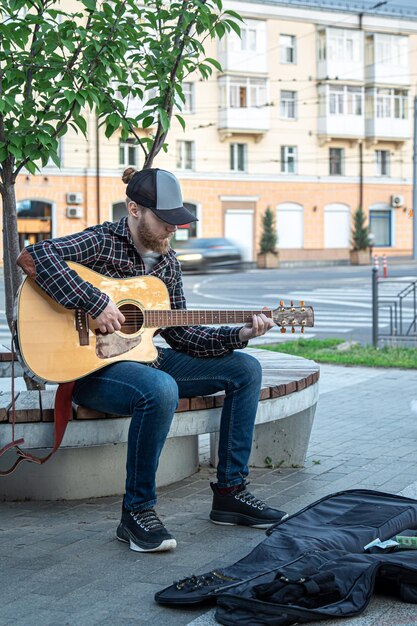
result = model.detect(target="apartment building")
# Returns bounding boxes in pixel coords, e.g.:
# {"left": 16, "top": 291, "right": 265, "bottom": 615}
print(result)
{"left": 14, "top": 0, "right": 417, "bottom": 263}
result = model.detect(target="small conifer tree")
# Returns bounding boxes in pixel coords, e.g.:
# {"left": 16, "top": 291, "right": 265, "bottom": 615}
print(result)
{"left": 351, "top": 207, "right": 370, "bottom": 251}
{"left": 259, "top": 207, "right": 278, "bottom": 255}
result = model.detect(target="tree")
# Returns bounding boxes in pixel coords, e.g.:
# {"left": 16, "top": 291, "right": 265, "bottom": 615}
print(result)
{"left": 259, "top": 207, "right": 277, "bottom": 255}
{"left": 0, "top": 0, "right": 242, "bottom": 328}
{"left": 351, "top": 207, "right": 370, "bottom": 251}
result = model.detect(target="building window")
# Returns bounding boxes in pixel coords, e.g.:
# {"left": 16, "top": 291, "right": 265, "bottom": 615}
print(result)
{"left": 229, "top": 78, "right": 267, "bottom": 109}
{"left": 280, "top": 91, "right": 296, "bottom": 119}
{"left": 119, "top": 139, "right": 138, "bottom": 167}
{"left": 327, "top": 28, "right": 360, "bottom": 63}
{"left": 176, "top": 140, "right": 194, "bottom": 170}
{"left": 329, "top": 148, "right": 344, "bottom": 175}
{"left": 375, "top": 34, "right": 408, "bottom": 67}
{"left": 346, "top": 87, "right": 362, "bottom": 115}
{"left": 376, "top": 150, "right": 390, "bottom": 176}
{"left": 329, "top": 86, "right": 362, "bottom": 116}
{"left": 230, "top": 143, "right": 247, "bottom": 172}
{"left": 280, "top": 34, "right": 296, "bottom": 64}
{"left": 183, "top": 83, "right": 195, "bottom": 113}
{"left": 376, "top": 88, "right": 408, "bottom": 119}
{"left": 369, "top": 209, "right": 392, "bottom": 246}
{"left": 229, "top": 19, "right": 260, "bottom": 52}
{"left": 280, "top": 146, "right": 297, "bottom": 174}
{"left": 329, "top": 86, "right": 344, "bottom": 115}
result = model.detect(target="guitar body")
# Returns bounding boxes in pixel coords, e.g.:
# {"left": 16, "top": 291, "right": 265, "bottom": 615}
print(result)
{"left": 16, "top": 262, "right": 170, "bottom": 383}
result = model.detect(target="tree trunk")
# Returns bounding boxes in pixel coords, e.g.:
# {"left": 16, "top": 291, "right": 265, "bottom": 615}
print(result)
{"left": 0, "top": 165, "right": 23, "bottom": 330}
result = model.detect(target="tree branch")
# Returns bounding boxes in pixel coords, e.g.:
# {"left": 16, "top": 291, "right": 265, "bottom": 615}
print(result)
{"left": 145, "top": 0, "right": 197, "bottom": 166}
{"left": 23, "top": 0, "right": 45, "bottom": 101}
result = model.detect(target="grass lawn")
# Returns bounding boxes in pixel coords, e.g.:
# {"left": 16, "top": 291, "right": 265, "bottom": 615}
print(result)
{"left": 259, "top": 338, "right": 417, "bottom": 369}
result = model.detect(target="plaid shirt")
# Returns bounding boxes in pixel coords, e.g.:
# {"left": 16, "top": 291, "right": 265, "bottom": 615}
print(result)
{"left": 25, "top": 217, "right": 247, "bottom": 367}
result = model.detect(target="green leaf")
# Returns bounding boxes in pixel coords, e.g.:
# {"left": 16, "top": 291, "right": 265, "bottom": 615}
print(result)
{"left": 223, "top": 9, "right": 244, "bottom": 22}
{"left": 25, "top": 160, "right": 37, "bottom": 175}
{"left": 73, "top": 115, "right": 87, "bottom": 136}
{"left": 175, "top": 114, "right": 186, "bottom": 131}
{"left": 158, "top": 108, "right": 170, "bottom": 132}
{"left": 205, "top": 57, "right": 222, "bottom": 71}
{"left": 49, "top": 151, "right": 61, "bottom": 168}
{"left": 224, "top": 19, "right": 241, "bottom": 37}
{"left": 142, "top": 115, "right": 154, "bottom": 129}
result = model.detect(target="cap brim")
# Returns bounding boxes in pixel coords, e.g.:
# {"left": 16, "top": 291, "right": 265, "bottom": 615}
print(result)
{"left": 151, "top": 206, "right": 198, "bottom": 226}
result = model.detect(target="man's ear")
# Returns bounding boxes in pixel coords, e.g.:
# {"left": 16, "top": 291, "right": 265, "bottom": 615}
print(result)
{"left": 128, "top": 201, "right": 140, "bottom": 218}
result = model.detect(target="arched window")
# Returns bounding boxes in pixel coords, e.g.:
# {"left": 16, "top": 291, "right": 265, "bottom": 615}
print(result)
{"left": 324, "top": 203, "right": 350, "bottom": 248}
{"left": 112, "top": 202, "right": 126, "bottom": 222}
{"left": 16, "top": 199, "right": 52, "bottom": 248}
{"left": 276, "top": 203, "right": 304, "bottom": 248}
{"left": 17, "top": 200, "right": 52, "bottom": 219}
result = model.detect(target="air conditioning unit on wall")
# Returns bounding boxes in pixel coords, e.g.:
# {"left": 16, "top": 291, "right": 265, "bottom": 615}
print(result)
{"left": 66, "top": 206, "right": 83, "bottom": 219}
{"left": 66, "top": 192, "right": 83, "bottom": 204}
{"left": 391, "top": 194, "right": 404, "bottom": 208}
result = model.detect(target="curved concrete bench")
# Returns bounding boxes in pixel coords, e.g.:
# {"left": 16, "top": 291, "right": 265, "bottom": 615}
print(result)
{"left": 0, "top": 348, "right": 319, "bottom": 501}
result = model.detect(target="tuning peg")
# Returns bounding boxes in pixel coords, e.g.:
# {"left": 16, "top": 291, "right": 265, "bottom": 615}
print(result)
{"left": 300, "top": 300, "right": 305, "bottom": 312}
{"left": 301, "top": 327, "right": 305, "bottom": 334}
{"left": 291, "top": 326, "right": 295, "bottom": 334}
{"left": 280, "top": 300, "right": 285, "bottom": 311}
{"left": 280, "top": 327, "right": 287, "bottom": 333}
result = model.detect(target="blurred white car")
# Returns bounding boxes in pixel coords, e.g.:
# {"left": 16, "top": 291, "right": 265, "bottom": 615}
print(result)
{"left": 175, "top": 237, "right": 243, "bottom": 272}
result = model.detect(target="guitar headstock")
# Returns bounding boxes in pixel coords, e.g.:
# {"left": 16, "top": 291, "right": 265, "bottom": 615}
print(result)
{"left": 272, "top": 300, "right": 314, "bottom": 334}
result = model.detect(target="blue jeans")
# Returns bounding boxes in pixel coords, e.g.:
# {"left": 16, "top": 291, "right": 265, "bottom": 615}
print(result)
{"left": 73, "top": 348, "right": 262, "bottom": 511}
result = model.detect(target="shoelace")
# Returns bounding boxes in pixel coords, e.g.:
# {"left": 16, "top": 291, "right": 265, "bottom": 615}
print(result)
{"left": 235, "top": 489, "right": 266, "bottom": 510}
{"left": 131, "top": 509, "right": 165, "bottom": 532}
{"left": 175, "top": 571, "right": 237, "bottom": 591}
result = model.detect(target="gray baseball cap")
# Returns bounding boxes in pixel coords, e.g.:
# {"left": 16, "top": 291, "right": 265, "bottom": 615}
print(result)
{"left": 126, "top": 168, "right": 198, "bottom": 226}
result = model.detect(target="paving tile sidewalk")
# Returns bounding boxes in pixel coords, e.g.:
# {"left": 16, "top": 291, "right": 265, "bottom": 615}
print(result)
{"left": 1, "top": 363, "right": 417, "bottom": 626}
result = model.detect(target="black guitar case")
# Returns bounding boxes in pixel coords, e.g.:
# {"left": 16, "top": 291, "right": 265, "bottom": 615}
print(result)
{"left": 155, "top": 489, "right": 417, "bottom": 625}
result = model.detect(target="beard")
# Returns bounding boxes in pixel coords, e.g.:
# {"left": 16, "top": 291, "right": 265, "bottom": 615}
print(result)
{"left": 137, "top": 214, "right": 173, "bottom": 255}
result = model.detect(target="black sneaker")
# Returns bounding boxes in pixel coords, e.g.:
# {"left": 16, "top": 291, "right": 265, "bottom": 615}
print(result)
{"left": 209, "top": 482, "right": 288, "bottom": 529}
{"left": 116, "top": 508, "right": 177, "bottom": 552}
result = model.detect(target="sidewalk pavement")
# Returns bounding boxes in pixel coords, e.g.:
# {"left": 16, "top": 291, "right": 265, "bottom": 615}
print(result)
{"left": 1, "top": 361, "right": 417, "bottom": 626}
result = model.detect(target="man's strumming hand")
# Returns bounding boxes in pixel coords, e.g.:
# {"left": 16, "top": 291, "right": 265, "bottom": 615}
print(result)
{"left": 95, "top": 301, "right": 125, "bottom": 334}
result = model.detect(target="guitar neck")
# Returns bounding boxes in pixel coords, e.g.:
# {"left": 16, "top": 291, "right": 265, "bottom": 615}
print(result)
{"left": 144, "top": 309, "right": 273, "bottom": 328}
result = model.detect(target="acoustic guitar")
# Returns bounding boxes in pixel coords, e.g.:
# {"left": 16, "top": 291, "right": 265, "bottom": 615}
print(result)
{"left": 16, "top": 261, "right": 314, "bottom": 383}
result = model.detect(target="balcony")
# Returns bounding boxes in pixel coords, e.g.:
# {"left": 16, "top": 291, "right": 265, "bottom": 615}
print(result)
{"left": 317, "top": 27, "right": 364, "bottom": 82}
{"left": 365, "top": 34, "right": 409, "bottom": 86}
{"left": 365, "top": 88, "right": 411, "bottom": 142}
{"left": 218, "top": 107, "right": 270, "bottom": 139}
{"left": 218, "top": 19, "right": 267, "bottom": 75}
{"left": 317, "top": 84, "right": 364, "bottom": 140}
{"left": 365, "top": 117, "right": 410, "bottom": 142}
{"left": 218, "top": 76, "right": 270, "bottom": 140}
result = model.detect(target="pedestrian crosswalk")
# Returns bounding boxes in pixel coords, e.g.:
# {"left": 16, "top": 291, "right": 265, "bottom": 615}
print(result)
{"left": 1, "top": 280, "right": 414, "bottom": 346}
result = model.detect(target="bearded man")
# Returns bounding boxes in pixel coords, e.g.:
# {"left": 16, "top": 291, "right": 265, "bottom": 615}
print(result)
{"left": 20, "top": 168, "right": 287, "bottom": 553}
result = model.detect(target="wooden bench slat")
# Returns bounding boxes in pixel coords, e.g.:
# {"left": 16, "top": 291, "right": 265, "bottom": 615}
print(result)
{"left": 9, "top": 391, "right": 41, "bottom": 423}
{"left": 0, "top": 392, "right": 14, "bottom": 422}
{"left": 40, "top": 390, "right": 57, "bottom": 422}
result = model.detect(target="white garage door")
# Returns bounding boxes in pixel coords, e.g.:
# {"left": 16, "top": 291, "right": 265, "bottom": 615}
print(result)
{"left": 324, "top": 204, "right": 350, "bottom": 248}
{"left": 276, "top": 203, "right": 304, "bottom": 248}
{"left": 224, "top": 210, "right": 254, "bottom": 261}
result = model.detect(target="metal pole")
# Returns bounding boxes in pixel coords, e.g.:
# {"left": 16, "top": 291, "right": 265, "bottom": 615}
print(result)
{"left": 413, "top": 96, "right": 417, "bottom": 260}
{"left": 372, "top": 266, "right": 379, "bottom": 347}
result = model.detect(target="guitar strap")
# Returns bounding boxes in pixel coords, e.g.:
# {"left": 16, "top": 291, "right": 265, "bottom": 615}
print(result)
{"left": 0, "top": 325, "right": 75, "bottom": 476}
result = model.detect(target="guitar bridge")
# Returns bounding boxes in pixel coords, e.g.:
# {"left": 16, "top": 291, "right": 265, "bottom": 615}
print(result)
{"left": 75, "top": 309, "right": 89, "bottom": 346}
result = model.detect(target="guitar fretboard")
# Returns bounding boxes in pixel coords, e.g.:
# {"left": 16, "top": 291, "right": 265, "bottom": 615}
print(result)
{"left": 144, "top": 310, "right": 273, "bottom": 327}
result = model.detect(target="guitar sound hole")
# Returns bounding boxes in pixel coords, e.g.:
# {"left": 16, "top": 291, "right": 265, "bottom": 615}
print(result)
{"left": 118, "top": 303, "right": 144, "bottom": 335}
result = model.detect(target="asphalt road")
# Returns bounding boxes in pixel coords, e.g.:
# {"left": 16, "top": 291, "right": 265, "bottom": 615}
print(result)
{"left": 1, "top": 261, "right": 416, "bottom": 346}
{"left": 180, "top": 261, "right": 417, "bottom": 345}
